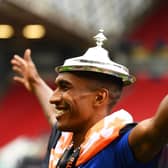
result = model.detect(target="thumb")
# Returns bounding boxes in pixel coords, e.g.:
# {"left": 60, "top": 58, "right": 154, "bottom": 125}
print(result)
{"left": 24, "top": 48, "right": 32, "bottom": 62}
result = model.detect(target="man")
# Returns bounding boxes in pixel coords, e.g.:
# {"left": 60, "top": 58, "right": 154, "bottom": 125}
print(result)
{"left": 11, "top": 31, "right": 167, "bottom": 167}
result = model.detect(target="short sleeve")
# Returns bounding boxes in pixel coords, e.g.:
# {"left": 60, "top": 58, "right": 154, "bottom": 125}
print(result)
{"left": 116, "top": 130, "right": 136, "bottom": 165}
{"left": 116, "top": 130, "right": 158, "bottom": 168}
{"left": 79, "top": 130, "right": 158, "bottom": 168}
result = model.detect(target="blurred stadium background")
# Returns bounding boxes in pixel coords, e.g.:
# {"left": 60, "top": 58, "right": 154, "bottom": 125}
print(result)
{"left": 0, "top": 0, "right": 168, "bottom": 167}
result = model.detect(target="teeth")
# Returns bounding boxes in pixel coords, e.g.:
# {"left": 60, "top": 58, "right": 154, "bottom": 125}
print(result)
{"left": 55, "top": 109, "right": 65, "bottom": 116}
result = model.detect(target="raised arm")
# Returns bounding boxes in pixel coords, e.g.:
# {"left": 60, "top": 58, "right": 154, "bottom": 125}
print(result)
{"left": 129, "top": 94, "right": 168, "bottom": 163}
{"left": 11, "top": 49, "right": 56, "bottom": 126}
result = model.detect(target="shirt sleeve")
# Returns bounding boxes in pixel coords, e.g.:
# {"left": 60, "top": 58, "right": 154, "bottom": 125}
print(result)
{"left": 79, "top": 130, "right": 158, "bottom": 168}
{"left": 116, "top": 130, "right": 158, "bottom": 168}
{"left": 78, "top": 131, "right": 134, "bottom": 168}
{"left": 116, "top": 130, "right": 136, "bottom": 166}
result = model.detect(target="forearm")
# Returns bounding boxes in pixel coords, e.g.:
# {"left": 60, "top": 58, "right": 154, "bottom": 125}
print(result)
{"left": 128, "top": 95, "right": 168, "bottom": 162}
{"left": 31, "top": 77, "right": 56, "bottom": 126}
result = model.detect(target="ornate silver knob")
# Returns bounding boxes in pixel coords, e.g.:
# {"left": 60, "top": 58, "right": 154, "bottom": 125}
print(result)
{"left": 93, "top": 29, "right": 107, "bottom": 47}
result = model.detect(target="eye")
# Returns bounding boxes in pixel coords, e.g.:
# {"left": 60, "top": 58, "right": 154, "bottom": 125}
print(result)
{"left": 60, "top": 84, "right": 69, "bottom": 91}
{"left": 59, "top": 81, "right": 71, "bottom": 91}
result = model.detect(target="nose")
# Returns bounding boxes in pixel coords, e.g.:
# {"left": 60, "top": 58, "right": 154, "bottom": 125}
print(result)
{"left": 49, "top": 89, "right": 62, "bottom": 105}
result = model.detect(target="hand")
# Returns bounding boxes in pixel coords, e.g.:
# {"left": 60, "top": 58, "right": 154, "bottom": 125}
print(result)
{"left": 11, "top": 49, "right": 41, "bottom": 91}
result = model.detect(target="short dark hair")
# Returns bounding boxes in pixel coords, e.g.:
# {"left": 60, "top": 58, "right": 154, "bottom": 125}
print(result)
{"left": 70, "top": 71, "right": 124, "bottom": 90}
{"left": 70, "top": 71, "right": 123, "bottom": 109}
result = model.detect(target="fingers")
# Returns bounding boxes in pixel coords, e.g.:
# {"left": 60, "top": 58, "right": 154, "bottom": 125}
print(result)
{"left": 24, "top": 49, "right": 32, "bottom": 62}
{"left": 13, "top": 75, "right": 31, "bottom": 91}
{"left": 11, "top": 55, "right": 26, "bottom": 77}
{"left": 11, "top": 48, "right": 32, "bottom": 66}
{"left": 13, "top": 76, "right": 24, "bottom": 84}
{"left": 11, "top": 58, "right": 21, "bottom": 67}
{"left": 11, "top": 49, "right": 33, "bottom": 91}
{"left": 11, "top": 55, "right": 26, "bottom": 67}
{"left": 12, "top": 65, "right": 23, "bottom": 75}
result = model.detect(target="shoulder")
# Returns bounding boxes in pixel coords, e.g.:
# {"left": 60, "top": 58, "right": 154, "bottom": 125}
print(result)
{"left": 79, "top": 123, "right": 158, "bottom": 168}
{"left": 119, "top": 123, "right": 137, "bottom": 135}
{"left": 80, "top": 124, "right": 134, "bottom": 168}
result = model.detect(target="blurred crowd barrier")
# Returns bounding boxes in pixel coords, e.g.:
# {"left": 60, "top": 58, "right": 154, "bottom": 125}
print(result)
{"left": 113, "top": 41, "right": 168, "bottom": 78}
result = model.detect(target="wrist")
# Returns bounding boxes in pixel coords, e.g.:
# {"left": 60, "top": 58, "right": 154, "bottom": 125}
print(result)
{"left": 30, "top": 75, "right": 44, "bottom": 93}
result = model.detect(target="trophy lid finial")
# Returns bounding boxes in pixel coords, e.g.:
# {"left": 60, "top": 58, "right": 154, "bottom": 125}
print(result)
{"left": 94, "top": 29, "right": 107, "bottom": 47}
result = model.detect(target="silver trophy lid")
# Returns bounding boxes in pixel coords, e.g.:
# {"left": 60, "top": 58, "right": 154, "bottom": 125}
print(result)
{"left": 56, "top": 29, "right": 135, "bottom": 86}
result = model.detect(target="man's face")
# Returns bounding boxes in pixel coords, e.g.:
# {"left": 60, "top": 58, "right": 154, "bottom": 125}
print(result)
{"left": 50, "top": 72, "right": 98, "bottom": 133}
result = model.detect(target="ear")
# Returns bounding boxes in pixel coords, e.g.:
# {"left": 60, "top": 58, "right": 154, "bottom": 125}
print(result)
{"left": 94, "top": 88, "right": 109, "bottom": 106}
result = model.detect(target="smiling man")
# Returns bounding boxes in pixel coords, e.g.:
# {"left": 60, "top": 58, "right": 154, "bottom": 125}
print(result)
{"left": 11, "top": 30, "right": 168, "bottom": 168}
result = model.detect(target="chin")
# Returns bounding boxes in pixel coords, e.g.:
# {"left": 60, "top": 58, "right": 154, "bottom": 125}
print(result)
{"left": 57, "top": 122, "right": 72, "bottom": 132}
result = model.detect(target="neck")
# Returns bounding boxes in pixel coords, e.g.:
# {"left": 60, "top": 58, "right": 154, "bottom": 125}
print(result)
{"left": 72, "top": 119, "right": 97, "bottom": 148}
{"left": 73, "top": 133, "right": 85, "bottom": 149}
{"left": 72, "top": 108, "right": 109, "bottom": 148}
{"left": 72, "top": 121, "right": 93, "bottom": 148}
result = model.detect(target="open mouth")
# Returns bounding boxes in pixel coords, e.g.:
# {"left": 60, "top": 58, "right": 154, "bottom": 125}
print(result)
{"left": 54, "top": 102, "right": 69, "bottom": 118}
{"left": 55, "top": 109, "right": 65, "bottom": 117}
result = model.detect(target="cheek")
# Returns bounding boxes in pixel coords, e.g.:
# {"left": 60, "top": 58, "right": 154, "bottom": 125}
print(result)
{"left": 74, "top": 98, "right": 93, "bottom": 117}
{"left": 63, "top": 91, "right": 93, "bottom": 115}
